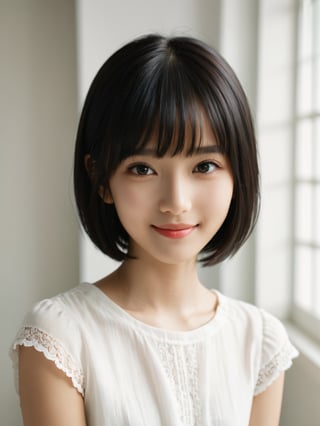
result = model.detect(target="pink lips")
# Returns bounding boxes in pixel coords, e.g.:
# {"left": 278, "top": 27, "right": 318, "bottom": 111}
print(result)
{"left": 152, "top": 224, "right": 197, "bottom": 239}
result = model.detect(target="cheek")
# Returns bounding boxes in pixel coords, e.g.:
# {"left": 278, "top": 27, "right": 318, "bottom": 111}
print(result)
{"left": 201, "top": 178, "right": 234, "bottom": 214}
{"left": 110, "top": 182, "right": 153, "bottom": 213}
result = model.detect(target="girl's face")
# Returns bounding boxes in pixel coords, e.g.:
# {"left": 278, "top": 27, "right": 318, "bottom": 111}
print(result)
{"left": 106, "top": 118, "right": 234, "bottom": 266}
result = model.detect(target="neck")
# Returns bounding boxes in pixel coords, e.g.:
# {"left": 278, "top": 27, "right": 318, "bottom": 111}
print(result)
{"left": 117, "top": 258, "right": 202, "bottom": 310}
{"left": 99, "top": 254, "right": 213, "bottom": 313}
{"left": 96, "top": 257, "right": 218, "bottom": 331}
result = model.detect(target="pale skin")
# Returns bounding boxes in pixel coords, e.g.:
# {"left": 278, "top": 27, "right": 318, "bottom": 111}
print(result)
{"left": 19, "top": 120, "right": 285, "bottom": 425}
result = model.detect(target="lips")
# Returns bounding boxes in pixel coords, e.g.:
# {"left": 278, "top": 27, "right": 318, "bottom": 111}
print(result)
{"left": 151, "top": 224, "right": 198, "bottom": 239}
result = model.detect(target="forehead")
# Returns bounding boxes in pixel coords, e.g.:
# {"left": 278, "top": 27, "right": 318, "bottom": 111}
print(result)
{"left": 132, "top": 111, "right": 221, "bottom": 158}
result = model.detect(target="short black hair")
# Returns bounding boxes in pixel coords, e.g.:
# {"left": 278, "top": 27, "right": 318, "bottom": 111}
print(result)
{"left": 74, "top": 34, "right": 259, "bottom": 266}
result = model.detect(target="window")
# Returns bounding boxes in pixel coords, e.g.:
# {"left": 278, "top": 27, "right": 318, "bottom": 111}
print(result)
{"left": 292, "top": 0, "right": 320, "bottom": 341}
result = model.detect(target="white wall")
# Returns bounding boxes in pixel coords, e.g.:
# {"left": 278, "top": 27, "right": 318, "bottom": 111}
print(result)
{"left": 256, "top": 0, "right": 296, "bottom": 317}
{"left": 215, "top": 0, "right": 260, "bottom": 303}
{"left": 0, "top": 1, "right": 79, "bottom": 424}
{"left": 282, "top": 325, "right": 320, "bottom": 426}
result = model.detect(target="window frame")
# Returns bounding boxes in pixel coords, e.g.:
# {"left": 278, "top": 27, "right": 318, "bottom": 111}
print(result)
{"left": 291, "top": 0, "right": 320, "bottom": 343}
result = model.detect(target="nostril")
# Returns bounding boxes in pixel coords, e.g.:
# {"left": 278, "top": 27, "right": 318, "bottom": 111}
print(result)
{"left": 159, "top": 197, "right": 192, "bottom": 215}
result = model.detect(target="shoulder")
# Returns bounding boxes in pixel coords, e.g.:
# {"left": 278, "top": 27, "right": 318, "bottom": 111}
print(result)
{"left": 10, "top": 284, "right": 93, "bottom": 396}
{"left": 218, "top": 291, "right": 288, "bottom": 339}
{"left": 217, "top": 291, "right": 265, "bottom": 334}
{"left": 17, "top": 284, "right": 92, "bottom": 340}
{"left": 218, "top": 292, "right": 299, "bottom": 395}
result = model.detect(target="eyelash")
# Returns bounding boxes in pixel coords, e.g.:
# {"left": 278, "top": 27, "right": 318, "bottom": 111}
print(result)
{"left": 128, "top": 160, "right": 219, "bottom": 176}
{"left": 128, "top": 164, "right": 155, "bottom": 176}
{"left": 193, "top": 161, "right": 218, "bottom": 174}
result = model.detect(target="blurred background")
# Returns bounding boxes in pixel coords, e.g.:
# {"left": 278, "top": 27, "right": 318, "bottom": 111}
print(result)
{"left": 1, "top": 0, "right": 319, "bottom": 424}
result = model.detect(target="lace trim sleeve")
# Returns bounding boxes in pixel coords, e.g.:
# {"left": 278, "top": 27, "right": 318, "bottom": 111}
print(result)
{"left": 10, "top": 326, "right": 85, "bottom": 396}
{"left": 254, "top": 338, "right": 298, "bottom": 396}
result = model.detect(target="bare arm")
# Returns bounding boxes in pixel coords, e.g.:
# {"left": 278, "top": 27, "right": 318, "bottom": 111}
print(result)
{"left": 19, "top": 346, "right": 86, "bottom": 426}
{"left": 249, "top": 372, "right": 285, "bottom": 426}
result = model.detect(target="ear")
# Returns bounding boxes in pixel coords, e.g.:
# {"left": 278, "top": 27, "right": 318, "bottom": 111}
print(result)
{"left": 98, "top": 186, "right": 114, "bottom": 204}
{"left": 84, "top": 154, "right": 95, "bottom": 179}
{"left": 84, "top": 154, "right": 114, "bottom": 204}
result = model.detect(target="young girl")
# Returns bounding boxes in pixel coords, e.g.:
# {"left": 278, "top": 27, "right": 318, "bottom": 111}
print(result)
{"left": 11, "top": 34, "right": 298, "bottom": 425}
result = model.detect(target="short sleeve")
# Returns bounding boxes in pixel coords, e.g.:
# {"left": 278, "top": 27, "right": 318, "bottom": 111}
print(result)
{"left": 254, "top": 309, "right": 299, "bottom": 396}
{"left": 9, "top": 297, "right": 85, "bottom": 396}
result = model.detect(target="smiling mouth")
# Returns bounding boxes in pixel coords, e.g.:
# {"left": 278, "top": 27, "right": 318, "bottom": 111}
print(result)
{"left": 151, "top": 224, "right": 198, "bottom": 239}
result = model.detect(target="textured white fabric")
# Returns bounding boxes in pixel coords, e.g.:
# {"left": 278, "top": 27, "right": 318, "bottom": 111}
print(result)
{"left": 10, "top": 283, "right": 298, "bottom": 426}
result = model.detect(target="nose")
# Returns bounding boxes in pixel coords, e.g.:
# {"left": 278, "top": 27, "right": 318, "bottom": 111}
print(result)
{"left": 158, "top": 173, "right": 192, "bottom": 215}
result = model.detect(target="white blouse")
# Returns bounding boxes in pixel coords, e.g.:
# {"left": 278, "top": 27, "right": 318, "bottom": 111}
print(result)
{"left": 10, "top": 283, "right": 298, "bottom": 426}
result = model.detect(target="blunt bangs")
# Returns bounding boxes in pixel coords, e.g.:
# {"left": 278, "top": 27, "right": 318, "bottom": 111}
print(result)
{"left": 74, "top": 34, "right": 260, "bottom": 265}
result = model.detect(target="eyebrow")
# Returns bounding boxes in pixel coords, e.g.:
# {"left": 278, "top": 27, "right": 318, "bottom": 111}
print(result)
{"left": 132, "top": 145, "right": 224, "bottom": 157}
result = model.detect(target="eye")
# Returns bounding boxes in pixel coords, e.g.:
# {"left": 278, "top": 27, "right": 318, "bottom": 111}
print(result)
{"left": 193, "top": 161, "right": 218, "bottom": 174}
{"left": 128, "top": 164, "right": 155, "bottom": 176}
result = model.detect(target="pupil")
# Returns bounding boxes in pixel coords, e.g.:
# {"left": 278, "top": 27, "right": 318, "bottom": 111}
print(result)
{"left": 138, "top": 165, "right": 148, "bottom": 174}
{"left": 199, "top": 163, "right": 209, "bottom": 172}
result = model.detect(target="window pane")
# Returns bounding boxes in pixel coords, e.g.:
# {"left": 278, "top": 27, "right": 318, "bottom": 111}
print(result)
{"left": 315, "top": 249, "right": 320, "bottom": 318}
{"left": 294, "top": 245, "right": 313, "bottom": 310}
{"left": 316, "top": 56, "right": 320, "bottom": 112}
{"left": 315, "top": 118, "right": 320, "bottom": 180}
{"left": 293, "top": 1, "right": 319, "bottom": 328}
{"left": 296, "top": 119, "right": 313, "bottom": 180}
{"left": 297, "top": 60, "right": 313, "bottom": 115}
{"left": 316, "top": 184, "right": 320, "bottom": 245}
{"left": 298, "top": 0, "right": 313, "bottom": 61}
{"left": 315, "top": 0, "right": 320, "bottom": 56}
{"left": 295, "top": 183, "right": 313, "bottom": 242}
